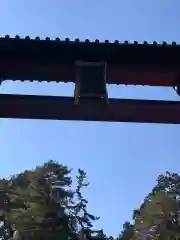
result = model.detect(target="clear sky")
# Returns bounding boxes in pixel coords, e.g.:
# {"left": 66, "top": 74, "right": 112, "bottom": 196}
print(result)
{"left": 0, "top": 0, "right": 180, "bottom": 236}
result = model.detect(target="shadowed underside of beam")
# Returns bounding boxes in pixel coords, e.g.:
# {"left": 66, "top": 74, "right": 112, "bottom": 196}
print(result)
{"left": 0, "top": 94, "right": 179, "bottom": 124}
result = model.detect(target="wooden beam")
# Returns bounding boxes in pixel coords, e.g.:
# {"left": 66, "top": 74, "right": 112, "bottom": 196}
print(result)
{"left": 0, "top": 37, "right": 179, "bottom": 86}
{"left": 0, "top": 57, "right": 177, "bottom": 86}
{"left": 0, "top": 94, "right": 179, "bottom": 124}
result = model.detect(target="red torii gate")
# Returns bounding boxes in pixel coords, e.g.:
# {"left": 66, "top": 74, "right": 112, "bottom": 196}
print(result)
{"left": 0, "top": 35, "right": 180, "bottom": 124}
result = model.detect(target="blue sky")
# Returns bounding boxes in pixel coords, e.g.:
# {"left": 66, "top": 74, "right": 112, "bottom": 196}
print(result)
{"left": 0, "top": 0, "right": 180, "bottom": 236}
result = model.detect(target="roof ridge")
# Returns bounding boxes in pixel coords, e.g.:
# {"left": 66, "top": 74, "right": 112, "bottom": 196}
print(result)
{"left": 1, "top": 35, "right": 178, "bottom": 46}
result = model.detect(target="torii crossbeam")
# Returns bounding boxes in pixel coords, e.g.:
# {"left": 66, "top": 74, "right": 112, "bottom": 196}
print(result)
{"left": 0, "top": 36, "right": 180, "bottom": 124}
{"left": 0, "top": 94, "right": 180, "bottom": 124}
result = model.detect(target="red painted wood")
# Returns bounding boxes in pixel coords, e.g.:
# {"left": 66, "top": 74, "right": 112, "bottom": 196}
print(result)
{"left": 0, "top": 94, "right": 179, "bottom": 124}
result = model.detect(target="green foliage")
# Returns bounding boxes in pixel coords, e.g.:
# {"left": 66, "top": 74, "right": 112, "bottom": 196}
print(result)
{"left": 117, "top": 171, "right": 180, "bottom": 240}
{"left": 4, "top": 162, "right": 180, "bottom": 240}
{"left": 0, "top": 160, "right": 99, "bottom": 240}
{"left": 68, "top": 169, "right": 99, "bottom": 234}
{"left": 132, "top": 172, "right": 180, "bottom": 240}
{"left": 118, "top": 222, "right": 134, "bottom": 240}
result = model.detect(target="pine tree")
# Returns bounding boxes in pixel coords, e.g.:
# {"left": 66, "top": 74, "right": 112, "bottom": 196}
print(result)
{"left": 133, "top": 172, "right": 180, "bottom": 240}
{"left": 68, "top": 169, "right": 99, "bottom": 235}
{"left": 3, "top": 161, "right": 100, "bottom": 240}
{"left": 118, "top": 222, "right": 134, "bottom": 240}
{"left": 13, "top": 160, "right": 73, "bottom": 240}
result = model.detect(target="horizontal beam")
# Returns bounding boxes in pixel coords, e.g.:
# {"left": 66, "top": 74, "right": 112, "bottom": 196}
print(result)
{"left": 0, "top": 94, "right": 180, "bottom": 124}
{"left": 0, "top": 37, "right": 179, "bottom": 86}
{"left": 0, "top": 57, "right": 177, "bottom": 86}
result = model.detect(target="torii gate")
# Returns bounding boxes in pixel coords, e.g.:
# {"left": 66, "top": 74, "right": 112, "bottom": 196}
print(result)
{"left": 0, "top": 35, "right": 180, "bottom": 124}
